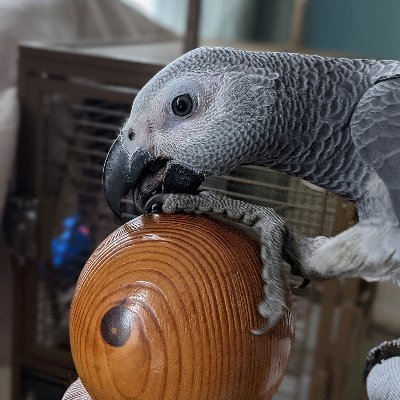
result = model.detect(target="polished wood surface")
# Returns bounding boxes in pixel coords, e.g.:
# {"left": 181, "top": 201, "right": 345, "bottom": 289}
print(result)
{"left": 70, "top": 213, "right": 294, "bottom": 400}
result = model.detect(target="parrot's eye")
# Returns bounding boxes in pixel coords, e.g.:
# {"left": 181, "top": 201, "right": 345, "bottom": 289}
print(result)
{"left": 171, "top": 94, "right": 193, "bottom": 116}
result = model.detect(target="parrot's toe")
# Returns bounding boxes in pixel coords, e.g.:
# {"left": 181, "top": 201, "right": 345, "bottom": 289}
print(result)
{"left": 251, "top": 281, "right": 287, "bottom": 335}
{"left": 365, "top": 339, "right": 400, "bottom": 400}
{"left": 161, "top": 191, "right": 221, "bottom": 214}
{"left": 250, "top": 300, "right": 284, "bottom": 335}
{"left": 366, "top": 339, "right": 400, "bottom": 378}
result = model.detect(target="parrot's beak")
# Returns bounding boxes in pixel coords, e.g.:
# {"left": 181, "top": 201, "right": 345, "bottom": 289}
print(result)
{"left": 103, "top": 135, "right": 205, "bottom": 220}
{"left": 103, "top": 135, "right": 156, "bottom": 220}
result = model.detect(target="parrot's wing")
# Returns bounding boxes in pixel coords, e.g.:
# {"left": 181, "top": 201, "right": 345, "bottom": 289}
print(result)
{"left": 350, "top": 77, "right": 400, "bottom": 222}
{"left": 313, "top": 77, "right": 400, "bottom": 285}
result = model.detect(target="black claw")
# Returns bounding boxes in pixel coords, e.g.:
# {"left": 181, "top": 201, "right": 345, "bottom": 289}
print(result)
{"left": 144, "top": 193, "right": 170, "bottom": 214}
{"left": 365, "top": 341, "right": 400, "bottom": 380}
{"left": 251, "top": 323, "right": 273, "bottom": 336}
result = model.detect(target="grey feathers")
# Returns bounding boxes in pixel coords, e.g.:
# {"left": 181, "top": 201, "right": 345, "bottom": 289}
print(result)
{"left": 351, "top": 78, "right": 400, "bottom": 222}
{"left": 104, "top": 46, "right": 400, "bottom": 324}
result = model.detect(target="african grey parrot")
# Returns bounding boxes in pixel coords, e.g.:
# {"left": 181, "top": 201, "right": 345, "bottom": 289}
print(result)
{"left": 64, "top": 47, "right": 400, "bottom": 399}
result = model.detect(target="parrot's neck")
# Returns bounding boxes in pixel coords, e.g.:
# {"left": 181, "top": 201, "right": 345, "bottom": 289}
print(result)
{"left": 255, "top": 135, "right": 397, "bottom": 222}
{"left": 249, "top": 56, "right": 371, "bottom": 202}
{"left": 255, "top": 127, "right": 371, "bottom": 203}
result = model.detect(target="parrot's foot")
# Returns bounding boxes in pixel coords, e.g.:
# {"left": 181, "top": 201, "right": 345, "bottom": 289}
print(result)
{"left": 152, "top": 191, "right": 308, "bottom": 331}
{"left": 308, "top": 219, "right": 400, "bottom": 283}
{"left": 365, "top": 339, "right": 400, "bottom": 400}
{"left": 62, "top": 378, "right": 92, "bottom": 400}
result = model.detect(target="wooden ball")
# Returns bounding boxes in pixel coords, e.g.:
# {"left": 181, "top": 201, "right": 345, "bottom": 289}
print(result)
{"left": 70, "top": 213, "right": 294, "bottom": 400}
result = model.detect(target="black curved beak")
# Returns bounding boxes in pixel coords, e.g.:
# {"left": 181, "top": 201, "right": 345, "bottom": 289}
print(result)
{"left": 103, "top": 135, "right": 206, "bottom": 220}
{"left": 103, "top": 135, "right": 155, "bottom": 221}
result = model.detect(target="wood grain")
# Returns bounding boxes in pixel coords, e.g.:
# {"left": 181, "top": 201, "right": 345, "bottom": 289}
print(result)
{"left": 70, "top": 213, "right": 294, "bottom": 400}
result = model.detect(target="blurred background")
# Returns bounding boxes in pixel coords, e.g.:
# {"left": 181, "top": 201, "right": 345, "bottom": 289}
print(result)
{"left": 0, "top": 0, "right": 400, "bottom": 399}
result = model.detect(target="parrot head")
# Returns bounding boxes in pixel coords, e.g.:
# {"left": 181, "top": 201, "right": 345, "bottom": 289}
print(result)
{"left": 103, "top": 47, "right": 278, "bottom": 218}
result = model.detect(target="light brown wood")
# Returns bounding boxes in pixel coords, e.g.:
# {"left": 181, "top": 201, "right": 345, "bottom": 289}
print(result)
{"left": 70, "top": 213, "right": 294, "bottom": 400}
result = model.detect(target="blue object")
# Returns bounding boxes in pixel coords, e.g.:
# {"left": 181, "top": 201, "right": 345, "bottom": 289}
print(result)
{"left": 51, "top": 213, "right": 92, "bottom": 269}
